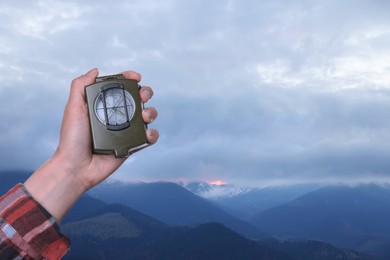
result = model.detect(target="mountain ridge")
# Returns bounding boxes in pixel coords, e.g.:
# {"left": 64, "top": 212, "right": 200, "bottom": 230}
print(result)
{"left": 250, "top": 184, "right": 390, "bottom": 257}
{"left": 1, "top": 171, "right": 388, "bottom": 258}
{"left": 88, "top": 181, "right": 267, "bottom": 239}
{"left": 62, "top": 198, "right": 369, "bottom": 260}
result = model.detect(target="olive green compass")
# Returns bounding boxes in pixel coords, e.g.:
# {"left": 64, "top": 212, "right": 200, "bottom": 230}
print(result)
{"left": 85, "top": 74, "right": 149, "bottom": 158}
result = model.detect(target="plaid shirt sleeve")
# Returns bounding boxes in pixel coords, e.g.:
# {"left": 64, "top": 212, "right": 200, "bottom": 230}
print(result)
{"left": 0, "top": 184, "right": 70, "bottom": 259}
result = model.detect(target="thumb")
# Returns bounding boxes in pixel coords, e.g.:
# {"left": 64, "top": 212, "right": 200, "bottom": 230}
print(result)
{"left": 85, "top": 68, "right": 99, "bottom": 79}
{"left": 69, "top": 68, "right": 99, "bottom": 105}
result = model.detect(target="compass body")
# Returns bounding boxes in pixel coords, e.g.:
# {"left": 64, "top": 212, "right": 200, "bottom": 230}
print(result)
{"left": 85, "top": 75, "right": 149, "bottom": 157}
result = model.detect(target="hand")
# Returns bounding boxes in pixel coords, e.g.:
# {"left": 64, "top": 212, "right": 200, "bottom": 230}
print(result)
{"left": 24, "top": 68, "right": 159, "bottom": 222}
{"left": 57, "top": 68, "right": 159, "bottom": 189}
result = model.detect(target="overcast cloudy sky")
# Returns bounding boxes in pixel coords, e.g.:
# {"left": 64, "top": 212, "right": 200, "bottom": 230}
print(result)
{"left": 1, "top": 0, "right": 390, "bottom": 186}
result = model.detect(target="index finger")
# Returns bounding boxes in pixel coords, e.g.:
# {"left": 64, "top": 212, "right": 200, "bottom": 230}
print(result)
{"left": 121, "top": 70, "right": 142, "bottom": 82}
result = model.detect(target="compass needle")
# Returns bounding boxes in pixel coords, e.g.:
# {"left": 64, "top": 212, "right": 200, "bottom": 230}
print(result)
{"left": 93, "top": 83, "right": 136, "bottom": 129}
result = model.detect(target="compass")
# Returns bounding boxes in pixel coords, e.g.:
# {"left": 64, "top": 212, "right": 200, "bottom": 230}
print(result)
{"left": 85, "top": 74, "right": 149, "bottom": 157}
{"left": 94, "top": 84, "right": 135, "bottom": 130}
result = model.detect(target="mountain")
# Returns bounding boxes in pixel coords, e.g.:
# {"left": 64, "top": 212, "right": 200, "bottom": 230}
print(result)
{"left": 209, "top": 184, "right": 321, "bottom": 220}
{"left": 179, "top": 181, "right": 320, "bottom": 220}
{"left": 263, "top": 239, "right": 372, "bottom": 260}
{"left": 62, "top": 201, "right": 366, "bottom": 260}
{"left": 62, "top": 197, "right": 283, "bottom": 259}
{"left": 63, "top": 216, "right": 290, "bottom": 259}
{"left": 0, "top": 171, "right": 376, "bottom": 259}
{"left": 250, "top": 184, "right": 390, "bottom": 258}
{"left": 62, "top": 202, "right": 168, "bottom": 238}
{"left": 147, "top": 222, "right": 292, "bottom": 260}
{"left": 0, "top": 170, "right": 32, "bottom": 193}
{"left": 88, "top": 181, "right": 266, "bottom": 239}
{"left": 62, "top": 202, "right": 168, "bottom": 260}
{"left": 62, "top": 194, "right": 108, "bottom": 223}
{"left": 180, "top": 181, "right": 249, "bottom": 198}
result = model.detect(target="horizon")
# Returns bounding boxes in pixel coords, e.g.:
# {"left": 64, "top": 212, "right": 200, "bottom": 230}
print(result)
{"left": 3, "top": 168, "right": 390, "bottom": 189}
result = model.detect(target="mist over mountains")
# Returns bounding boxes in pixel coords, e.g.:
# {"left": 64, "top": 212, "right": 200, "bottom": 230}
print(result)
{"left": 180, "top": 181, "right": 321, "bottom": 219}
{"left": 1, "top": 171, "right": 389, "bottom": 259}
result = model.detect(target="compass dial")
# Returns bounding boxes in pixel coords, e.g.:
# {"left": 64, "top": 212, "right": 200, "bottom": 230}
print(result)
{"left": 94, "top": 85, "right": 136, "bottom": 130}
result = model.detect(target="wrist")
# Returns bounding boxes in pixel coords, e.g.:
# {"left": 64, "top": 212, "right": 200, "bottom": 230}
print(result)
{"left": 24, "top": 155, "right": 87, "bottom": 223}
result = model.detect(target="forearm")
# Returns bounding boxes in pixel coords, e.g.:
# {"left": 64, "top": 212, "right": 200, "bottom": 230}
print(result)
{"left": 24, "top": 155, "right": 87, "bottom": 223}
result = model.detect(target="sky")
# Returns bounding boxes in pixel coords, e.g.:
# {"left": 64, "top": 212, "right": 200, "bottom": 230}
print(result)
{"left": 1, "top": 0, "right": 390, "bottom": 187}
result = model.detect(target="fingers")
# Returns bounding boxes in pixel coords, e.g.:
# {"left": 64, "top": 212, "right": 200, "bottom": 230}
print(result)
{"left": 142, "top": 107, "right": 157, "bottom": 123}
{"left": 146, "top": 129, "right": 159, "bottom": 144}
{"left": 121, "top": 70, "right": 142, "bottom": 82}
{"left": 121, "top": 70, "right": 152, "bottom": 102}
{"left": 139, "top": 84, "right": 158, "bottom": 144}
{"left": 142, "top": 106, "right": 159, "bottom": 144}
{"left": 140, "top": 86, "right": 154, "bottom": 103}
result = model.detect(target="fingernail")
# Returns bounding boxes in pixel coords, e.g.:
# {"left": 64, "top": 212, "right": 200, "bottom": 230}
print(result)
{"left": 147, "top": 129, "right": 159, "bottom": 143}
{"left": 147, "top": 129, "right": 154, "bottom": 139}
{"left": 145, "top": 109, "right": 154, "bottom": 122}
{"left": 143, "top": 90, "right": 151, "bottom": 100}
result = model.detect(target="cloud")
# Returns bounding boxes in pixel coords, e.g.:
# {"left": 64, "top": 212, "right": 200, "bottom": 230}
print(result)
{"left": 1, "top": 0, "right": 390, "bottom": 186}
{"left": 122, "top": 84, "right": 390, "bottom": 186}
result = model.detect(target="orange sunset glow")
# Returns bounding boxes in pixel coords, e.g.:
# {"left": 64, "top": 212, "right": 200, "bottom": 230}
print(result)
{"left": 208, "top": 180, "right": 227, "bottom": 186}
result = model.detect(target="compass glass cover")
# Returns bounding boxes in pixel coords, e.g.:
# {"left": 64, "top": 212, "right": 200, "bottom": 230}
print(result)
{"left": 94, "top": 86, "right": 136, "bottom": 128}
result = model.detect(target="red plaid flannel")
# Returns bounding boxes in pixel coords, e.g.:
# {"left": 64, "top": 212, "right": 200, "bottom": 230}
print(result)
{"left": 0, "top": 184, "right": 70, "bottom": 259}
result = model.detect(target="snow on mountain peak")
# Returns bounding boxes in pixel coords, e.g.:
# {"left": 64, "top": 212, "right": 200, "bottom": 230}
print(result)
{"left": 179, "top": 181, "right": 249, "bottom": 198}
